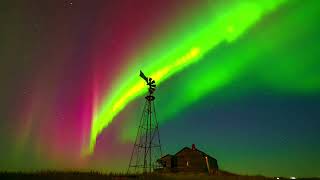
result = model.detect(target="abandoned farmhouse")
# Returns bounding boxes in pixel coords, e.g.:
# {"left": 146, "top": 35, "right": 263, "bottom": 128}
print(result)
{"left": 156, "top": 144, "right": 219, "bottom": 174}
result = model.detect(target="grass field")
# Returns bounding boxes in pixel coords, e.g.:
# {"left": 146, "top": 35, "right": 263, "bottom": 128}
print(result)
{"left": 1, "top": 171, "right": 319, "bottom": 180}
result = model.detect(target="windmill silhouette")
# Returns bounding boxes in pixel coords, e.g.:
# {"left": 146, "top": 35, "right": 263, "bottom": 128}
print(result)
{"left": 128, "top": 70, "right": 162, "bottom": 174}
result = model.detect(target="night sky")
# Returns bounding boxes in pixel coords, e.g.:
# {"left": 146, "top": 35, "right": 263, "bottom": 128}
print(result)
{"left": 1, "top": 0, "right": 320, "bottom": 178}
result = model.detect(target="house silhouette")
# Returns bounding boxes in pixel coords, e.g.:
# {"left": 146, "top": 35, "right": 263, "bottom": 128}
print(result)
{"left": 156, "top": 144, "right": 218, "bottom": 174}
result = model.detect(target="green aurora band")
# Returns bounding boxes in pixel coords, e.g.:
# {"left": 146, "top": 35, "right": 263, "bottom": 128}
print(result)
{"left": 88, "top": 0, "right": 320, "bottom": 154}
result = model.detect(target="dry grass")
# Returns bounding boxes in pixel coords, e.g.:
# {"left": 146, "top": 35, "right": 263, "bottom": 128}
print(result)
{"left": 0, "top": 171, "right": 318, "bottom": 180}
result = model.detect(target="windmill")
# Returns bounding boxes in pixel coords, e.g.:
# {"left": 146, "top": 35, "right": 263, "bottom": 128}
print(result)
{"left": 128, "top": 70, "right": 162, "bottom": 174}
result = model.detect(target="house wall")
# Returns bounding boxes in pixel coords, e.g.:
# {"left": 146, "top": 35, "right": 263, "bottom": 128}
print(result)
{"left": 175, "top": 149, "right": 207, "bottom": 172}
{"left": 208, "top": 157, "right": 218, "bottom": 170}
{"left": 160, "top": 156, "right": 173, "bottom": 168}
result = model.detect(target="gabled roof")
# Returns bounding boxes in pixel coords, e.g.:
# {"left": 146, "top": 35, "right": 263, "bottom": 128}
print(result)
{"left": 174, "top": 147, "right": 191, "bottom": 156}
{"left": 158, "top": 145, "right": 217, "bottom": 161}
{"left": 196, "top": 148, "right": 217, "bottom": 161}
{"left": 158, "top": 154, "right": 173, "bottom": 160}
{"left": 175, "top": 147, "right": 217, "bottom": 161}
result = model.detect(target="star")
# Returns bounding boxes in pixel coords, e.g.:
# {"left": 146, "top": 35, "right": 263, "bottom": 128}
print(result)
{"left": 64, "top": 0, "right": 73, "bottom": 8}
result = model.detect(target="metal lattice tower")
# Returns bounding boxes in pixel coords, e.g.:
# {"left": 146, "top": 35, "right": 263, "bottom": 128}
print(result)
{"left": 128, "top": 71, "right": 162, "bottom": 174}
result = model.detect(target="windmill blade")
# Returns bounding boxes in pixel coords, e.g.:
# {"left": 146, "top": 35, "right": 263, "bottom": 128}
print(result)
{"left": 150, "top": 87, "right": 156, "bottom": 92}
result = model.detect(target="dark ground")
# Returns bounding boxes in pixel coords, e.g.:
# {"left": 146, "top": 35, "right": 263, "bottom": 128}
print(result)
{"left": 0, "top": 172, "right": 319, "bottom": 180}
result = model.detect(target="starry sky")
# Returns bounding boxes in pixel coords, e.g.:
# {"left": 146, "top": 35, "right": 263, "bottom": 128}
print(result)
{"left": 0, "top": 0, "right": 320, "bottom": 178}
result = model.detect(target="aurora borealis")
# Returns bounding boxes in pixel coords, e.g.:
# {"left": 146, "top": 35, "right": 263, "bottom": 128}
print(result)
{"left": 1, "top": 0, "right": 320, "bottom": 178}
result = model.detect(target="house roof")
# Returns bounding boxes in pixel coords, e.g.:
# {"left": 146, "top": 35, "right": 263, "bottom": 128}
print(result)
{"left": 196, "top": 148, "right": 217, "bottom": 161}
{"left": 158, "top": 145, "right": 217, "bottom": 161}
{"left": 158, "top": 154, "right": 173, "bottom": 160}
{"left": 175, "top": 147, "right": 217, "bottom": 161}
